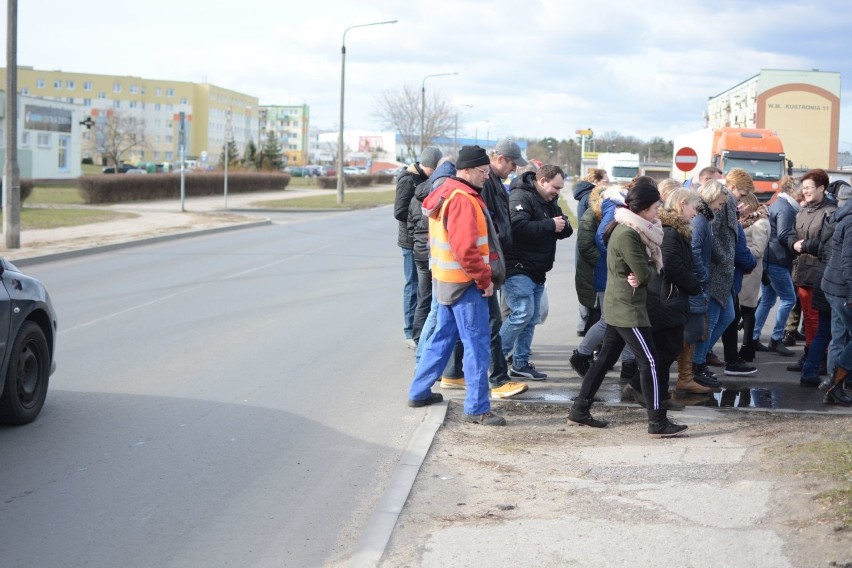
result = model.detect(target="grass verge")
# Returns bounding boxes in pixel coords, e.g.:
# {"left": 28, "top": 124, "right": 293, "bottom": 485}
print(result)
{"left": 252, "top": 190, "right": 395, "bottom": 210}
{"left": 771, "top": 432, "right": 852, "bottom": 530}
{"left": 27, "top": 186, "right": 86, "bottom": 205}
{"left": 22, "top": 208, "right": 137, "bottom": 230}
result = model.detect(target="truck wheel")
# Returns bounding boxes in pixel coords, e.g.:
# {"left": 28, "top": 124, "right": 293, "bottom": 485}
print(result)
{"left": 0, "top": 322, "right": 50, "bottom": 425}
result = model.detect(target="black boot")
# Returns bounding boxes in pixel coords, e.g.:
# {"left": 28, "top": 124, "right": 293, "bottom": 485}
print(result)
{"left": 787, "top": 346, "right": 807, "bottom": 372}
{"left": 569, "top": 349, "right": 593, "bottom": 377}
{"left": 568, "top": 398, "right": 609, "bottom": 428}
{"left": 648, "top": 409, "right": 688, "bottom": 438}
{"left": 823, "top": 367, "right": 852, "bottom": 406}
{"left": 619, "top": 360, "right": 638, "bottom": 383}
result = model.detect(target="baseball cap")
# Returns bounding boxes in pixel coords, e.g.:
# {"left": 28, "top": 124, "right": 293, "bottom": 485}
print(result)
{"left": 494, "top": 138, "right": 528, "bottom": 167}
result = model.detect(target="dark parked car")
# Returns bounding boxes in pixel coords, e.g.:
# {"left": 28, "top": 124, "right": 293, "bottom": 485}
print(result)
{"left": 0, "top": 258, "right": 57, "bottom": 425}
{"left": 102, "top": 164, "right": 136, "bottom": 174}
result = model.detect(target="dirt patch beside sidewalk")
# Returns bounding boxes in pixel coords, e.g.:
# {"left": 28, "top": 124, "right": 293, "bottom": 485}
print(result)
{"left": 380, "top": 403, "right": 851, "bottom": 567}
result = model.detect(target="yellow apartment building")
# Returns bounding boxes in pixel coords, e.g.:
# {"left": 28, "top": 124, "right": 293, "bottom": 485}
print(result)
{"left": 0, "top": 66, "right": 261, "bottom": 169}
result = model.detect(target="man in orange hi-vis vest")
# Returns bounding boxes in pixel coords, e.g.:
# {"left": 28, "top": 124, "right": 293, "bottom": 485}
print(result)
{"left": 407, "top": 146, "right": 507, "bottom": 426}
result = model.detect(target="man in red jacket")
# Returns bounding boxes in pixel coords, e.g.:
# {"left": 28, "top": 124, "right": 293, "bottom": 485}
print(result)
{"left": 407, "top": 146, "right": 507, "bottom": 426}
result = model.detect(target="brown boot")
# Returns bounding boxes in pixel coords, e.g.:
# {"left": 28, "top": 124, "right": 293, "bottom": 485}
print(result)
{"left": 676, "top": 343, "right": 713, "bottom": 394}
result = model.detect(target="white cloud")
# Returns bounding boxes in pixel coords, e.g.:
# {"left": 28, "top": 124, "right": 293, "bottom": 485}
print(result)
{"left": 2, "top": 0, "right": 850, "bottom": 148}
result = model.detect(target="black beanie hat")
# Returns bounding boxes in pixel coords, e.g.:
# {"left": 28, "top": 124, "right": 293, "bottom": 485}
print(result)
{"left": 456, "top": 145, "right": 490, "bottom": 170}
{"left": 624, "top": 180, "right": 661, "bottom": 213}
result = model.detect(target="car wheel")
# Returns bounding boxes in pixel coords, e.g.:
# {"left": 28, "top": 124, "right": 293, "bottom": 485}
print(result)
{"left": 0, "top": 321, "right": 50, "bottom": 425}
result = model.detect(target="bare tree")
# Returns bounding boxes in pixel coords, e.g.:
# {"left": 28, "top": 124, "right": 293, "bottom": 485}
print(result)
{"left": 374, "top": 84, "right": 455, "bottom": 162}
{"left": 93, "top": 112, "right": 149, "bottom": 167}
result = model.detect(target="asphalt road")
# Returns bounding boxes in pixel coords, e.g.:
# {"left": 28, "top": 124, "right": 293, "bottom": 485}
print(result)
{"left": 0, "top": 207, "right": 422, "bottom": 568}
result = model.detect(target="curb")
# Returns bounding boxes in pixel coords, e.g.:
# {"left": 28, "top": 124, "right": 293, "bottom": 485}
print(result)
{"left": 10, "top": 219, "right": 272, "bottom": 267}
{"left": 348, "top": 402, "right": 448, "bottom": 568}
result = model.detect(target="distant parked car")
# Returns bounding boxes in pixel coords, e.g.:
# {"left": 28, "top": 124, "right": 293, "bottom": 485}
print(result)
{"left": 102, "top": 164, "right": 135, "bottom": 174}
{"left": 0, "top": 258, "right": 57, "bottom": 425}
{"left": 377, "top": 167, "right": 404, "bottom": 176}
{"left": 342, "top": 167, "right": 361, "bottom": 175}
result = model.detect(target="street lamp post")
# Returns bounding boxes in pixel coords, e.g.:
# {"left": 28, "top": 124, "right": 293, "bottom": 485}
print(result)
{"left": 337, "top": 19, "right": 398, "bottom": 205}
{"left": 420, "top": 72, "right": 457, "bottom": 154}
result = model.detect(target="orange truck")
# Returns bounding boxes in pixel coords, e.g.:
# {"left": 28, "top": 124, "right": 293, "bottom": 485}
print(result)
{"left": 673, "top": 127, "right": 792, "bottom": 201}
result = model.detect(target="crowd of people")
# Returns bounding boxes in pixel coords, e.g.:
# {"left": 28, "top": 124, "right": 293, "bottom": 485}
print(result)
{"left": 394, "top": 142, "right": 852, "bottom": 435}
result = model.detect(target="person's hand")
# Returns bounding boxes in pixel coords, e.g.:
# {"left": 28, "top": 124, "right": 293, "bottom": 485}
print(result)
{"left": 627, "top": 273, "right": 640, "bottom": 288}
{"left": 793, "top": 240, "right": 803, "bottom": 253}
{"left": 553, "top": 216, "right": 567, "bottom": 232}
{"left": 481, "top": 282, "right": 494, "bottom": 297}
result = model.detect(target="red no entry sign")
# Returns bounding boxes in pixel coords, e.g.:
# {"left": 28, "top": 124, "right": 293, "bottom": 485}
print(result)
{"left": 675, "top": 147, "right": 698, "bottom": 172}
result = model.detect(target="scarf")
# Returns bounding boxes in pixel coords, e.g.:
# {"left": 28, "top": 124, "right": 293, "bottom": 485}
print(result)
{"left": 740, "top": 205, "right": 768, "bottom": 229}
{"left": 614, "top": 206, "right": 664, "bottom": 270}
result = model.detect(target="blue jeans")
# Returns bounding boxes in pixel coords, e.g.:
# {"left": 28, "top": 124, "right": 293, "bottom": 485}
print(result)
{"left": 408, "top": 285, "right": 491, "bottom": 415}
{"left": 802, "top": 310, "right": 831, "bottom": 380}
{"left": 753, "top": 263, "right": 796, "bottom": 342}
{"left": 694, "top": 295, "right": 734, "bottom": 364}
{"left": 415, "top": 294, "right": 439, "bottom": 365}
{"left": 401, "top": 248, "right": 418, "bottom": 339}
{"left": 577, "top": 291, "right": 635, "bottom": 362}
{"left": 499, "top": 274, "right": 544, "bottom": 367}
{"left": 825, "top": 293, "right": 851, "bottom": 375}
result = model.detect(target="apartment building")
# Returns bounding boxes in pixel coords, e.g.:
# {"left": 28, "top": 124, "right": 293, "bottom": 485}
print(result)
{"left": 261, "top": 104, "right": 310, "bottom": 166}
{"left": 0, "top": 66, "right": 260, "bottom": 168}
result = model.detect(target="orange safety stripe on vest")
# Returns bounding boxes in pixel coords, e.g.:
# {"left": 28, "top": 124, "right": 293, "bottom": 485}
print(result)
{"left": 429, "top": 189, "right": 490, "bottom": 283}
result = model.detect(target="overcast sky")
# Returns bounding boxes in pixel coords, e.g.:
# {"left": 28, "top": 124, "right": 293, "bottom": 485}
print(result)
{"left": 3, "top": 0, "right": 851, "bottom": 151}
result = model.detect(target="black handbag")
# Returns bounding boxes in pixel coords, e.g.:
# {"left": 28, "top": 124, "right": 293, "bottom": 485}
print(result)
{"left": 648, "top": 268, "right": 689, "bottom": 331}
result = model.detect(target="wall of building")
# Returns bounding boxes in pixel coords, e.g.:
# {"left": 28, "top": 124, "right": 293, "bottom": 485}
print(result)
{"left": 706, "top": 69, "right": 841, "bottom": 170}
{"left": 0, "top": 93, "right": 81, "bottom": 179}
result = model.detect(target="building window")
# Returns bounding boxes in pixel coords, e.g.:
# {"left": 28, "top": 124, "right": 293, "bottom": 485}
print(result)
{"left": 98, "top": 91, "right": 106, "bottom": 99}
{"left": 21, "top": 87, "right": 28, "bottom": 95}
{"left": 22, "top": 132, "right": 30, "bottom": 146}
{"left": 154, "top": 151, "right": 160, "bottom": 160}
{"left": 37, "top": 133, "right": 51, "bottom": 147}
{"left": 36, "top": 78, "right": 45, "bottom": 88}
{"left": 113, "top": 82, "right": 122, "bottom": 93}
{"left": 67, "top": 80, "right": 75, "bottom": 90}
{"left": 113, "top": 100, "right": 121, "bottom": 109}
{"left": 180, "top": 98, "right": 188, "bottom": 105}
{"left": 67, "top": 97, "right": 74, "bottom": 104}
{"left": 166, "top": 135, "right": 173, "bottom": 144}
{"left": 129, "top": 100, "right": 138, "bottom": 109}
{"left": 83, "top": 98, "right": 92, "bottom": 107}
{"left": 53, "top": 79, "right": 61, "bottom": 88}
{"left": 166, "top": 88, "right": 174, "bottom": 97}
{"left": 84, "top": 81, "right": 92, "bottom": 91}
{"left": 58, "top": 136, "right": 70, "bottom": 171}
{"left": 154, "top": 103, "right": 161, "bottom": 111}
{"left": 155, "top": 87, "right": 161, "bottom": 97}
{"left": 130, "top": 84, "right": 138, "bottom": 94}
{"left": 165, "top": 151, "right": 173, "bottom": 160}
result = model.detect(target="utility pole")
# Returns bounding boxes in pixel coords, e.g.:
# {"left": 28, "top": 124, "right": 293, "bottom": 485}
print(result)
{"left": 3, "top": 0, "right": 20, "bottom": 248}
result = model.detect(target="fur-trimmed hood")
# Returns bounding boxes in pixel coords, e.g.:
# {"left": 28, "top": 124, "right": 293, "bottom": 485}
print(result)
{"left": 658, "top": 209, "right": 692, "bottom": 242}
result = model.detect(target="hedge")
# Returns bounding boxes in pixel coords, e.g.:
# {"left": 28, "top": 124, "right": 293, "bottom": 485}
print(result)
{"left": 0, "top": 179, "right": 34, "bottom": 204}
{"left": 77, "top": 172, "right": 291, "bottom": 204}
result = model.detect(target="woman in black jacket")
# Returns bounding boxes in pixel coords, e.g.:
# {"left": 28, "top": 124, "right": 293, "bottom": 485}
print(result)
{"left": 623, "top": 188, "right": 704, "bottom": 408}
